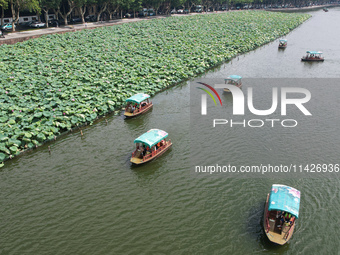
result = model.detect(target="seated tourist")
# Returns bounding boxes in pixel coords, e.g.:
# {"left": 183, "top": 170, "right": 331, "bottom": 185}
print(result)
{"left": 146, "top": 146, "right": 150, "bottom": 154}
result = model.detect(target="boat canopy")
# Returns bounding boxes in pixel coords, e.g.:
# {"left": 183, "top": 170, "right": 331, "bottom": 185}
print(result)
{"left": 268, "top": 184, "right": 301, "bottom": 218}
{"left": 126, "top": 93, "right": 150, "bottom": 104}
{"left": 306, "top": 51, "right": 322, "bottom": 55}
{"left": 225, "top": 75, "right": 242, "bottom": 82}
{"left": 279, "top": 39, "right": 287, "bottom": 42}
{"left": 134, "top": 129, "right": 168, "bottom": 148}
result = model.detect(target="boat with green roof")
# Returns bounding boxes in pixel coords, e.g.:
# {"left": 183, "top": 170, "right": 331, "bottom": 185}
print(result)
{"left": 301, "top": 51, "right": 324, "bottom": 62}
{"left": 263, "top": 184, "right": 301, "bottom": 245}
{"left": 278, "top": 39, "right": 287, "bottom": 49}
{"left": 224, "top": 75, "right": 242, "bottom": 92}
{"left": 130, "top": 129, "right": 172, "bottom": 165}
{"left": 124, "top": 93, "right": 153, "bottom": 118}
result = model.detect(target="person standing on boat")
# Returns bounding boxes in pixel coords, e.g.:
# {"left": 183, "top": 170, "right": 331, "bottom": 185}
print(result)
{"left": 279, "top": 214, "right": 285, "bottom": 226}
{"left": 141, "top": 145, "right": 146, "bottom": 157}
{"left": 284, "top": 212, "right": 291, "bottom": 222}
{"left": 140, "top": 144, "right": 146, "bottom": 157}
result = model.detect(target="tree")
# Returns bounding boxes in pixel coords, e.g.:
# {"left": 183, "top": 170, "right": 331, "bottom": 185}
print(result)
{"left": 74, "top": 0, "right": 96, "bottom": 23}
{"left": 41, "top": 0, "right": 61, "bottom": 27}
{"left": 131, "top": 0, "right": 142, "bottom": 18}
{"left": 96, "top": 0, "right": 108, "bottom": 21}
{"left": 107, "top": 1, "right": 118, "bottom": 20}
{"left": 145, "top": 0, "right": 165, "bottom": 14}
{"left": 10, "top": 0, "right": 39, "bottom": 31}
{"left": 104, "top": 0, "right": 125, "bottom": 21}
{"left": 57, "top": 0, "right": 76, "bottom": 26}
{"left": 0, "top": 0, "right": 9, "bottom": 26}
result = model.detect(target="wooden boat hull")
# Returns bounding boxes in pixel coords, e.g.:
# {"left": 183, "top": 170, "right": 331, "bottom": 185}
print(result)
{"left": 263, "top": 194, "right": 295, "bottom": 245}
{"left": 278, "top": 45, "right": 287, "bottom": 49}
{"left": 130, "top": 141, "right": 172, "bottom": 165}
{"left": 301, "top": 58, "right": 324, "bottom": 62}
{"left": 124, "top": 103, "right": 153, "bottom": 118}
{"left": 224, "top": 84, "right": 242, "bottom": 92}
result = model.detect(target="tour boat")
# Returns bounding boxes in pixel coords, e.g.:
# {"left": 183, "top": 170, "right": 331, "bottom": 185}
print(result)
{"left": 278, "top": 39, "right": 287, "bottom": 49}
{"left": 323, "top": 8, "right": 328, "bottom": 12}
{"left": 130, "top": 129, "right": 172, "bottom": 165}
{"left": 301, "top": 51, "right": 324, "bottom": 62}
{"left": 224, "top": 75, "right": 242, "bottom": 92}
{"left": 263, "top": 184, "right": 301, "bottom": 245}
{"left": 124, "top": 93, "right": 153, "bottom": 118}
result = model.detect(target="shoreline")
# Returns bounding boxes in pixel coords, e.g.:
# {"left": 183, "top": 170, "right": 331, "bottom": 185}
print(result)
{"left": 266, "top": 3, "right": 338, "bottom": 12}
{"left": 0, "top": 4, "right": 337, "bottom": 46}
{"left": 0, "top": 16, "right": 167, "bottom": 45}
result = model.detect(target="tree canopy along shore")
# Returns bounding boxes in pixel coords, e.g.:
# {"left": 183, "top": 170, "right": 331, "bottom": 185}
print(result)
{"left": 0, "top": 0, "right": 327, "bottom": 31}
{"left": 0, "top": 11, "right": 310, "bottom": 167}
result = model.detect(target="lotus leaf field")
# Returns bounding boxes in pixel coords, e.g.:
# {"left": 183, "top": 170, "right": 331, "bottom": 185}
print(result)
{"left": 0, "top": 11, "right": 310, "bottom": 165}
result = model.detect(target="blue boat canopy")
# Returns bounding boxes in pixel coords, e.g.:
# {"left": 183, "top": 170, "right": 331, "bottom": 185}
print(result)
{"left": 268, "top": 184, "right": 301, "bottom": 218}
{"left": 126, "top": 93, "right": 150, "bottom": 104}
{"left": 306, "top": 51, "right": 323, "bottom": 55}
{"left": 225, "top": 75, "right": 242, "bottom": 81}
{"left": 134, "top": 129, "right": 168, "bottom": 148}
{"left": 279, "top": 39, "right": 287, "bottom": 42}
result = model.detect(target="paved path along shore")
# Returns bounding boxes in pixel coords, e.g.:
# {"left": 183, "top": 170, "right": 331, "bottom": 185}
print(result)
{"left": 0, "top": 16, "right": 166, "bottom": 45}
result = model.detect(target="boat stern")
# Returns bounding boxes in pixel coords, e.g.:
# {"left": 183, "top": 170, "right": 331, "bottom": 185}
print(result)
{"left": 130, "top": 156, "right": 144, "bottom": 165}
{"left": 124, "top": 112, "right": 134, "bottom": 117}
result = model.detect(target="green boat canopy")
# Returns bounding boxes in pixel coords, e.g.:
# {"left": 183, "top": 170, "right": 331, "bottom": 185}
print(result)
{"left": 225, "top": 75, "right": 242, "bottom": 81}
{"left": 268, "top": 184, "right": 301, "bottom": 218}
{"left": 134, "top": 129, "right": 168, "bottom": 148}
{"left": 126, "top": 93, "right": 150, "bottom": 104}
{"left": 306, "top": 51, "right": 322, "bottom": 55}
{"left": 279, "top": 39, "right": 287, "bottom": 42}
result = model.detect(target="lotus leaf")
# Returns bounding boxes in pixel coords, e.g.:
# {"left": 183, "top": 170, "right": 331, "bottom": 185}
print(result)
{"left": 9, "top": 146, "right": 18, "bottom": 153}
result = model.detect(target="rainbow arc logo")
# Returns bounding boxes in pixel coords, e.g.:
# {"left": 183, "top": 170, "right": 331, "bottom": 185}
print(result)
{"left": 197, "top": 82, "right": 222, "bottom": 115}
{"left": 196, "top": 82, "right": 222, "bottom": 106}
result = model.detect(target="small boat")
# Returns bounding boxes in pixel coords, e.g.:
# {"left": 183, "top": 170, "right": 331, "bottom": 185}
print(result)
{"left": 124, "top": 93, "right": 153, "bottom": 118}
{"left": 224, "top": 75, "right": 242, "bottom": 92}
{"left": 301, "top": 51, "right": 324, "bottom": 62}
{"left": 130, "top": 129, "right": 172, "bottom": 165}
{"left": 264, "top": 184, "right": 301, "bottom": 245}
{"left": 278, "top": 39, "right": 287, "bottom": 49}
{"left": 323, "top": 8, "right": 328, "bottom": 12}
